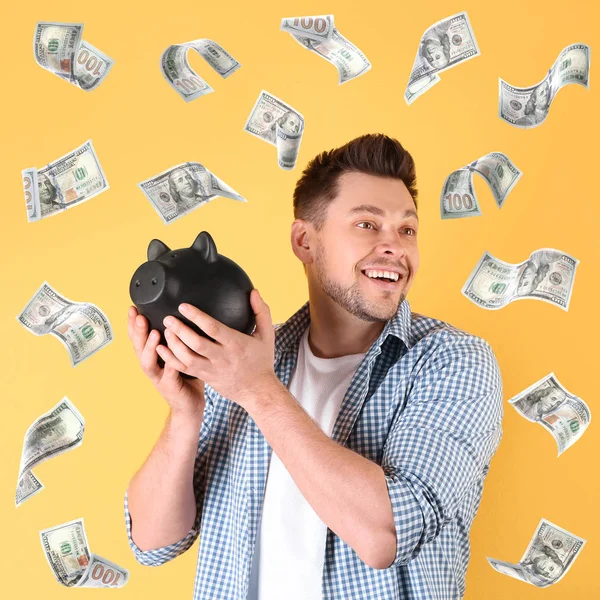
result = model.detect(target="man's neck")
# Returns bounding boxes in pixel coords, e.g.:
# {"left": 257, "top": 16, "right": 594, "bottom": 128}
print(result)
{"left": 306, "top": 297, "right": 386, "bottom": 359}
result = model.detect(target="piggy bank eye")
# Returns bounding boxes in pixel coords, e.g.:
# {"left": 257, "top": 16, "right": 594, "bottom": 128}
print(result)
{"left": 171, "top": 253, "right": 177, "bottom": 257}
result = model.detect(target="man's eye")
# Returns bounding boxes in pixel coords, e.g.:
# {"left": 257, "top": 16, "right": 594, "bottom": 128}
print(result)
{"left": 357, "top": 223, "right": 417, "bottom": 235}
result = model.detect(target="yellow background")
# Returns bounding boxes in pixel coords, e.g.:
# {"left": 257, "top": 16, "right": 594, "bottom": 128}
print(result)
{"left": 1, "top": 0, "right": 598, "bottom": 597}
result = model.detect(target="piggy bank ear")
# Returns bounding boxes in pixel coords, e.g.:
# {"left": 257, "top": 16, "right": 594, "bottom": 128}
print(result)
{"left": 191, "top": 231, "right": 218, "bottom": 263}
{"left": 147, "top": 239, "right": 171, "bottom": 261}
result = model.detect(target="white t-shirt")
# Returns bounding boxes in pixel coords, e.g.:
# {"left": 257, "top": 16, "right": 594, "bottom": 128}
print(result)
{"left": 247, "top": 325, "right": 366, "bottom": 600}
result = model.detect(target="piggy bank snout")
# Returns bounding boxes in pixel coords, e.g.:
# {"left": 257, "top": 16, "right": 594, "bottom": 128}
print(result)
{"left": 129, "top": 261, "right": 168, "bottom": 305}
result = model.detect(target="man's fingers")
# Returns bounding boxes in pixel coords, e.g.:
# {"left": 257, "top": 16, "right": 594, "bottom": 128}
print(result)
{"left": 165, "top": 319, "right": 216, "bottom": 358}
{"left": 178, "top": 304, "right": 230, "bottom": 346}
{"left": 132, "top": 314, "right": 150, "bottom": 356}
{"left": 163, "top": 329, "right": 197, "bottom": 366}
{"left": 140, "top": 329, "right": 164, "bottom": 382}
{"left": 164, "top": 329, "right": 211, "bottom": 373}
{"left": 162, "top": 361, "right": 182, "bottom": 382}
{"left": 250, "top": 289, "right": 273, "bottom": 342}
{"left": 127, "top": 307, "right": 140, "bottom": 343}
{"left": 127, "top": 308, "right": 134, "bottom": 341}
{"left": 156, "top": 341, "right": 190, "bottom": 374}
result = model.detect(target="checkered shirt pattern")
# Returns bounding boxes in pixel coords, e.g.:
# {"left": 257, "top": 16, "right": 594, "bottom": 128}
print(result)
{"left": 124, "top": 298, "right": 503, "bottom": 599}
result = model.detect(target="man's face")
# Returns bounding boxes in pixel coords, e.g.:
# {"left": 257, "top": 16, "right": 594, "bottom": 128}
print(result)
{"left": 305, "top": 171, "right": 420, "bottom": 323}
{"left": 537, "top": 389, "right": 566, "bottom": 416}
{"left": 38, "top": 174, "right": 56, "bottom": 204}
{"left": 170, "top": 169, "right": 197, "bottom": 197}
{"left": 423, "top": 39, "right": 449, "bottom": 69}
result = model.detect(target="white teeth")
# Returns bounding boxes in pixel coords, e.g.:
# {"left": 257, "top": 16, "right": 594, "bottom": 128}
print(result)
{"left": 364, "top": 269, "right": 400, "bottom": 281}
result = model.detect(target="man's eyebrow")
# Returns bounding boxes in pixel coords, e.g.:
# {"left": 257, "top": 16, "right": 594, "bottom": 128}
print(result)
{"left": 346, "top": 204, "right": 419, "bottom": 222}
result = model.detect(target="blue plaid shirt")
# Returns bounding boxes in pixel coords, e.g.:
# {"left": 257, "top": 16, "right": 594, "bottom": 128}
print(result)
{"left": 124, "top": 298, "right": 503, "bottom": 599}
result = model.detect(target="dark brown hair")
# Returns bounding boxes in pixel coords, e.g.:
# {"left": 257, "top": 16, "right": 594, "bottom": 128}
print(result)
{"left": 293, "top": 133, "right": 418, "bottom": 233}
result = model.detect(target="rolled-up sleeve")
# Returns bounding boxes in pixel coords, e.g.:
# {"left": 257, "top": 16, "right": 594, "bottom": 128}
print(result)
{"left": 123, "top": 384, "right": 216, "bottom": 567}
{"left": 124, "top": 488, "right": 201, "bottom": 566}
{"left": 381, "top": 334, "right": 503, "bottom": 568}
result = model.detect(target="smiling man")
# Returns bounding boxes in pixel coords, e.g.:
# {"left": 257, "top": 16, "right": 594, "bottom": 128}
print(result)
{"left": 124, "top": 133, "right": 504, "bottom": 600}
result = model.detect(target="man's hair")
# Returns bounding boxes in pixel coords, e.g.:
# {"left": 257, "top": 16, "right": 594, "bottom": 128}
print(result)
{"left": 293, "top": 133, "right": 418, "bottom": 234}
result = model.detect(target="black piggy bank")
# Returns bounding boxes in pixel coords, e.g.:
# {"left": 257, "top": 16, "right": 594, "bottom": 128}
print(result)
{"left": 129, "top": 231, "right": 256, "bottom": 380}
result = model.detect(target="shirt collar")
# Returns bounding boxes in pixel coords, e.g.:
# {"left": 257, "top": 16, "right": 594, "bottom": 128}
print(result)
{"left": 273, "top": 298, "right": 414, "bottom": 359}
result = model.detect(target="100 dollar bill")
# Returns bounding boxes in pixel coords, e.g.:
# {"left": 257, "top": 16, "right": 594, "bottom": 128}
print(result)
{"left": 16, "top": 281, "right": 113, "bottom": 367}
{"left": 244, "top": 90, "right": 305, "bottom": 170}
{"left": 160, "top": 38, "right": 241, "bottom": 101}
{"left": 441, "top": 152, "right": 522, "bottom": 218}
{"left": 34, "top": 22, "right": 113, "bottom": 91}
{"left": 499, "top": 43, "right": 591, "bottom": 129}
{"left": 138, "top": 161, "right": 246, "bottom": 224}
{"left": 462, "top": 248, "right": 579, "bottom": 311}
{"left": 488, "top": 519, "right": 585, "bottom": 587}
{"left": 22, "top": 139, "right": 109, "bottom": 222}
{"left": 40, "top": 518, "right": 128, "bottom": 587}
{"left": 509, "top": 372, "right": 591, "bottom": 456}
{"left": 16, "top": 397, "right": 85, "bottom": 507}
{"left": 281, "top": 15, "right": 371, "bottom": 84}
{"left": 405, "top": 11, "right": 480, "bottom": 104}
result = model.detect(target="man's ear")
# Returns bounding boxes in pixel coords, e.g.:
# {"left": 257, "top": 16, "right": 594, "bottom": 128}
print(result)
{"left": 291, "top": 220, "right": 312, "bottom": 266}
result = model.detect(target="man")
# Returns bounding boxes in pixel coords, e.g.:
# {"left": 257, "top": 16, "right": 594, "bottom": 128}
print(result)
{"left": 124, "top": 134, "right": 503, "bottom": 599}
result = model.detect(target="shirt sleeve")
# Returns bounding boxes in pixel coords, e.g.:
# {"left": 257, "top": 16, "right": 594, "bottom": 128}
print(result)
{"left": 380, "top": 334, "right": 503, "bottom": 569}
{"left": 123, "top": 383, "right": 216, "bottom": 567}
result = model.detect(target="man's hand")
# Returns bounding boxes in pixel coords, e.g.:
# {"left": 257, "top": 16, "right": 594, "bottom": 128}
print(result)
{"left": 158, "top": 289, "right": 277, "bottom": 408}
{"left": 127, "top": 306, "right": 206, "bottom": 420}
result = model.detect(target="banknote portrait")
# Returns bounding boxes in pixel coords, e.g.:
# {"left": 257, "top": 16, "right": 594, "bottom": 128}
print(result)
{"left": 513, "top": 385, "right": 566, "bottom": 421}
{"left": 515, "top": 79, "right": 553, "bottom": 127}
{"left": 37, "top": 173, "right": 60, "bottom": 206}
{"left": 419, "top": 25, "right": 451, "bottom": 70}
{"left": 516, "top": 250, "right": 563, "bottom": 296}
{"left": 521, "top": 540, "right": 565, "bottom": 583}
{"left": 447, "top": 169, "right": 470, "bottom": 189}
{"left": 167, "top": 167, "right": 205, "bottom": 212}
{"left": 516, "top": 260, "right": 549, "bottom": 296}
{"left": 272, "top": 111, "right": 303, "bottom": 136}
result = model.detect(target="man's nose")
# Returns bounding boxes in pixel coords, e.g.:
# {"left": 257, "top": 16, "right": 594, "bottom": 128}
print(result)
{"left": 378, "top": 239, "right": 409, "bottom": 257}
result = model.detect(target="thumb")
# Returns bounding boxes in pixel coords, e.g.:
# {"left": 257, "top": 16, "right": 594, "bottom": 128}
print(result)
{"left": 250, "top": 289, "right": 272, "bottom": 339}
{"left": 162, "top": 362, "right": 182, "bottom": 384}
